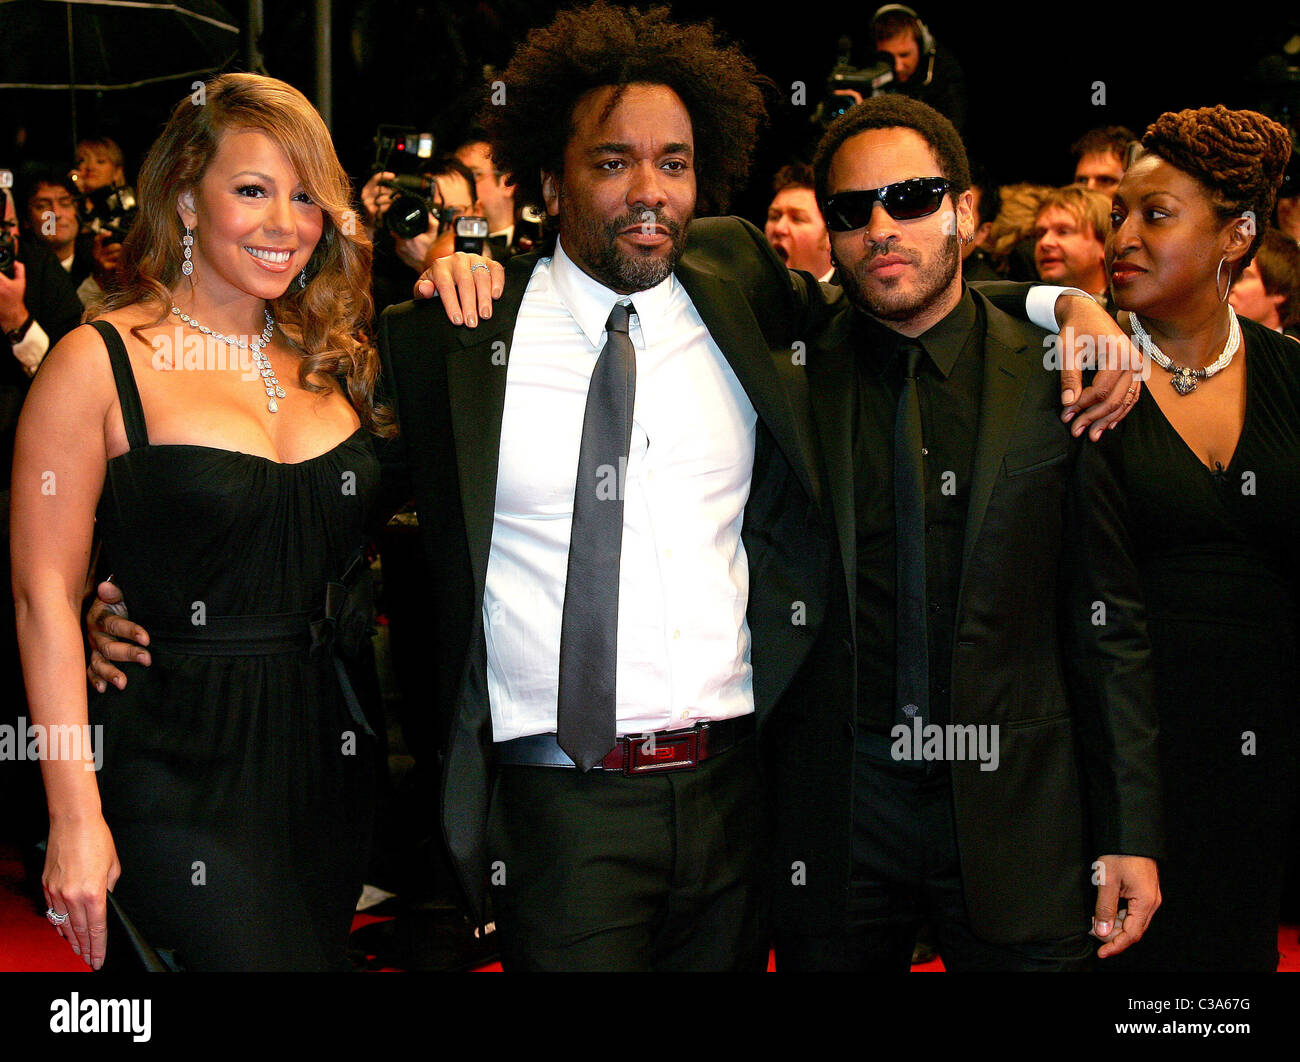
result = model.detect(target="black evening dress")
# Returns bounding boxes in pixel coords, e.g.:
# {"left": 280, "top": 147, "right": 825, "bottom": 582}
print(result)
{"left": 1107, "top": 316, "right": 1300, "bottom": 971}
{"left": 89, "top": 321, "right": 379, "bottom": 971}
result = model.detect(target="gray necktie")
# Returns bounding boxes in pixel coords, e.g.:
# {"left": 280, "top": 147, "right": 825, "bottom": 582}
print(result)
{"left": 557, "top": 302, "right": 637, "bottom": 770}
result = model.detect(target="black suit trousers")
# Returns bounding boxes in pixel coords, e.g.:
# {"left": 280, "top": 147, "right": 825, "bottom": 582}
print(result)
{"left": 486, "top": 739, "right": 768, "bottom": 971}
{"left": 775, "top": 740, "right": 1095, "bottom": 972}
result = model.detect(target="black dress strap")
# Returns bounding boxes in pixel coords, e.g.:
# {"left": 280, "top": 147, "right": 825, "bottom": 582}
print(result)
{"left": 90, "top": 320, "right": 149, "bottom": 450}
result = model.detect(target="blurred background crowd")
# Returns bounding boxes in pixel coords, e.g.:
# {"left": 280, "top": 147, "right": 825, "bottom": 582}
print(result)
{"left": 8, "top": 0, "right": 1300, "bottom": 390}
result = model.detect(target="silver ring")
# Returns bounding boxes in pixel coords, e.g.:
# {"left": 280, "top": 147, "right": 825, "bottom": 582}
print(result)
{"left": 46, "top": 907, "right": 69, "bottom": 926}
{"left": 469, "top": 263, "right": 490, "bottom": 274}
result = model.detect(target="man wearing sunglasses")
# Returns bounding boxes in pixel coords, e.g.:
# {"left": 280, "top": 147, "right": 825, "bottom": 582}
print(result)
{"left": 84, "top": 6, "right": 1146, "bottom": 971}
{"left": 766, "top": 94, "right": 1162, "bottom": 971}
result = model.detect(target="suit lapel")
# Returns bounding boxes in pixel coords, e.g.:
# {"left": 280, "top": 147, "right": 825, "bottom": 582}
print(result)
{"left": 445, "top": 252, "right": 538, "bottom": 601}
{"left": 807, "top": 309, "right": 858, "bottom": 640}
{"left": 960, "top": 298, "right": 1036, "bottom": 574}
{"left": 675, "top": 259, "right": 819, "bottom": 505}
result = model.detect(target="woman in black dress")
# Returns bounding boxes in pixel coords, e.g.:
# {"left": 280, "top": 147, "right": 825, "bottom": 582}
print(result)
{"left": 11, "top": 74, "right": 390, "bottom": 970}
{"left": 1102, "top": 106, "right": 1299, "bottom": 970}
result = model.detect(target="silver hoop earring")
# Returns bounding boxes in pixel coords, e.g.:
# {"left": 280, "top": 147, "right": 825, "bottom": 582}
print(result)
{"left": 181, "top": 227, "right": 194, "bottom": 276}
{"left": 1215, "top": 256, "right": 1230, "bottom": 302}
{"left": 298, "top": 269, "right": 307, "bottom": 290}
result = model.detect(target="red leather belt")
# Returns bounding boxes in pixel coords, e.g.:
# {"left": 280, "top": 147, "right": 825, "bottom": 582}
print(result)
{"left": 495, "top": 715, "right": 754, "bottom": 774}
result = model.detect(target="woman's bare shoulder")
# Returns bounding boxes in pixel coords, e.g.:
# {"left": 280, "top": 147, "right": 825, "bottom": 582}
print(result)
{"left": 33, "top": 302, "right": 163, "bottom": 406}
{"left": 89, "top": 302, "right": 170, "bottom": 336}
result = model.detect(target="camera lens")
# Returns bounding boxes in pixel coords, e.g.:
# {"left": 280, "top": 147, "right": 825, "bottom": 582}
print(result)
{"left": 386, "top": 194, "right": 430, "bottom": 239}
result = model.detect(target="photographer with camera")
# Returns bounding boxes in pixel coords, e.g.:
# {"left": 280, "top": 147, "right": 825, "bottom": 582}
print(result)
{"left": 72, "top": 136, "right": 137, "bottom": 295}
{"left": 869, "top": 5, "right": 967, "bottom": 132}
{"left": 454, "top": 135, "right": 540, "bottom": 261}
{"left": 360, "top": 136, "right": 485, "bottom": 312}
{"left": 818, "top": 7, "right": 966, "bottom": 136}
{"left": 0, "top": 179, "right": 83, "bottom": 480}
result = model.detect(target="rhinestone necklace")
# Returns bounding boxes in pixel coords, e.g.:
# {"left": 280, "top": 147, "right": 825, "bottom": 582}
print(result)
{"left": 1129, "top": 308, "right": 1240, "bottom": 396}
{"left": 170, "top": 306, "right": 284, "bottom": 412}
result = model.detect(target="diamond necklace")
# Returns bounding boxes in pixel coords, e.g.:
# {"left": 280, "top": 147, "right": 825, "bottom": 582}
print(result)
{"left": 1129, "top": 308, "right": 1240, "bottom": 396}
{"left": 170, "top": 305, "right": 284, "bottom": 412}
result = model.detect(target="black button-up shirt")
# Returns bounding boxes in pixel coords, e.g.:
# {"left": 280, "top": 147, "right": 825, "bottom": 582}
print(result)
{"left": 852, "top": 287, "right": 984, "bottom": 733}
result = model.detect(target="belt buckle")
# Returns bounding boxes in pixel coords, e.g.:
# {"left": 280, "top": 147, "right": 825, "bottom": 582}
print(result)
{"left": 626, "top": 728, "right": 699, "bottom": 774}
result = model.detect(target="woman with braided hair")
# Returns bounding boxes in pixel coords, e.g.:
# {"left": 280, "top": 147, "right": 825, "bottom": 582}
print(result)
{"left": 1102, "top": 105, "right": 1299, "bottom": 970}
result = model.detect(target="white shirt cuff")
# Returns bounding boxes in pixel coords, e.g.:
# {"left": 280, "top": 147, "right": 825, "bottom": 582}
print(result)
{"left": 1025, "top": 285, "right": 1089, "bottom": 332}
{"left": 12, "top": 320, "right": 49, "bottom": 377}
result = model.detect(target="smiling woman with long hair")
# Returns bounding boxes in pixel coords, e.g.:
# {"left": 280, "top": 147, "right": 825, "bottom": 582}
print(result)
{"left": 10, "top": 74, "right": 389, "bottom": 971}
{"left": 1101, "top": 105, "right": 1299, "bottom": 971}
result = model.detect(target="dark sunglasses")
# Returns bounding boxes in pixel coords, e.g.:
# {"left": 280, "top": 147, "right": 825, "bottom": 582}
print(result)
{"left": 823, "top": 177, "right": 951, "bottom": 231}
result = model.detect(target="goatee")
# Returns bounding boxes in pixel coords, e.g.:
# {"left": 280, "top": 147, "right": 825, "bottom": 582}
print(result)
{"left": 569, "top": 208, "right": 690, "bottom": 293}
{"left": 839, "top": 235, "right": 960, "bottom": 322}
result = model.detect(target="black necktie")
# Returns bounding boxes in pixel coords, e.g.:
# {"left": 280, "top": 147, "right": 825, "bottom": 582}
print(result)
{"left": 894, "top": 341, "right": 929, "bottom": 733}
{"left": 557, "top": 302, "right": 637, "bottom": 770}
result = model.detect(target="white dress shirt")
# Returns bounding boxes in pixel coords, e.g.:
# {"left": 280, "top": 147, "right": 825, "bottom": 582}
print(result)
{"left": 481, "top": 243, "right": 1075, "bottom": 742}
{"left": 485, "top": 239, "right": 758, "bottom": 742}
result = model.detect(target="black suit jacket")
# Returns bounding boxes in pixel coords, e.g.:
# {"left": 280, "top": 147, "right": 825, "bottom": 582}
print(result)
{"left": 767, "top": 287, "right": 1164, "bottom": 944}
{"left": 377, "top": 216, "right": 834, "bottom": 922}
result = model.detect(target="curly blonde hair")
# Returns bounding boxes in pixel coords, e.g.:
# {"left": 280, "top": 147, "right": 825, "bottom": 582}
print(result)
{"left": 94, "top": 73, "right": 392, "bottom": 435}
{"left": 986, "top": 183, "right": 1054, "bottom": 259}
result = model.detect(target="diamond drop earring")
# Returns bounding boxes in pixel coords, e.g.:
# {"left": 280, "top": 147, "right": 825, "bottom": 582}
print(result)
{"left": 181, "top": 227, "right": 194, "bottom": 276}
{"left": 298, "top": 268, "right": 307, "bottom": 290}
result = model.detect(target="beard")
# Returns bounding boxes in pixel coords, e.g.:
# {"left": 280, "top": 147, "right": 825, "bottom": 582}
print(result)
{"left": 838, "top": 234, "right": 961, "bottom": 323}
{"left": 564, "top": 206, "right": 690, "bottom": 293}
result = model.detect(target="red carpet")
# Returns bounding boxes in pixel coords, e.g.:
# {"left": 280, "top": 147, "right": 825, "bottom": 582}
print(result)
{"left": 0, "top": 842, "right": 86, "bottom": 972}
{"left": 3, "top": 843, "right": 1296, "bottom": 972}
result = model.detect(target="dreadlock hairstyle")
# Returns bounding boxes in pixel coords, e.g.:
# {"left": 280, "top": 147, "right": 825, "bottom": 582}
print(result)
{"left": 477, "top": 1, "right": 772, "bottom": 219}
{"left": 1140, "top": 105, "right": 1292, "bottom": 276}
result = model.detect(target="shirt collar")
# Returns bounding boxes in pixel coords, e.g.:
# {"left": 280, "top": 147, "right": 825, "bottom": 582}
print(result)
{"left": 853, "top": 284, "right": 977, "bottom": 380}
{"left": 550, "top": 236, "right": 674, "bottom": 349}
{"left": 915, "top": 284, "right": 977, "bottom": 378}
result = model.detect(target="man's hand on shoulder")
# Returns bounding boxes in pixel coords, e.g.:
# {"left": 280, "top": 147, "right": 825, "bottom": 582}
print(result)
{"left": 413, "top": 253, "right": 505, "bottom": 328}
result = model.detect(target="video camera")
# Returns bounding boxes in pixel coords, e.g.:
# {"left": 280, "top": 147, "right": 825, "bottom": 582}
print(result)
{"left": 818, "top": 36, "right": 896, "bottom": 128}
